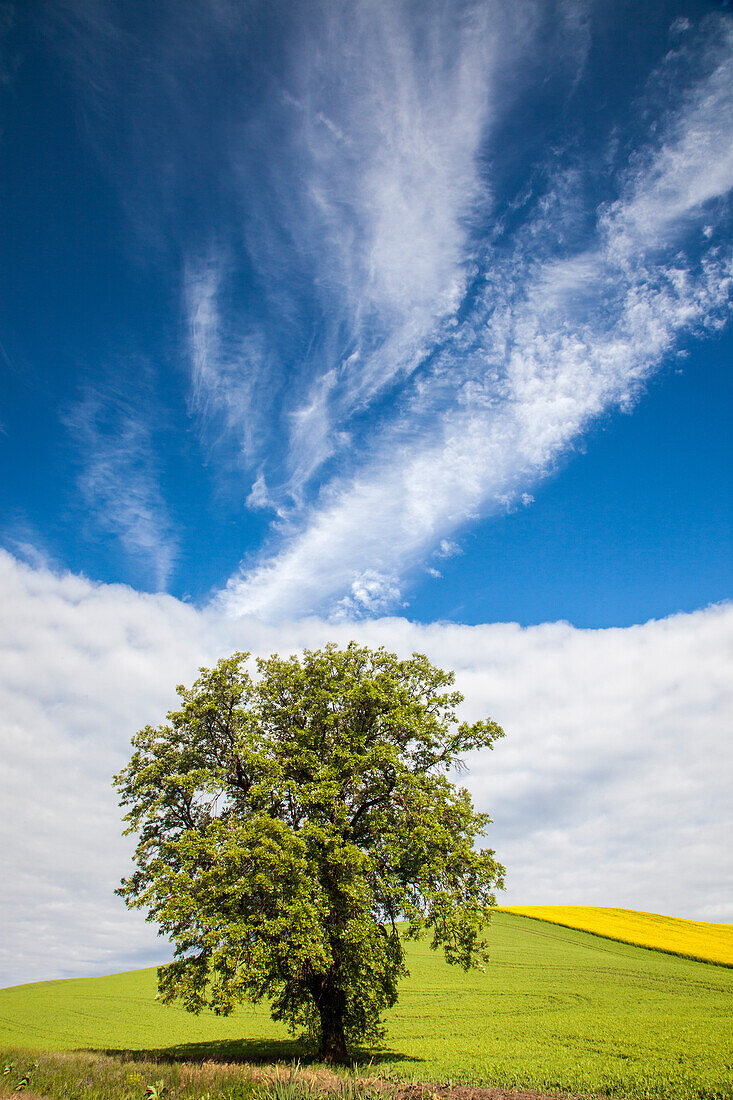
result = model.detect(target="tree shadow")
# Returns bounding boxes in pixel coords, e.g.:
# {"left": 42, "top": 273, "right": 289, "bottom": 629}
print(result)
{"left": 88, "top": 1038, "right": 421, "bottom": 1067}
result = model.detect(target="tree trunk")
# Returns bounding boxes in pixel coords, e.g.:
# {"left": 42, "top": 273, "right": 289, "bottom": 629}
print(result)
{"left": 315, "top": 982, "right": 348, "bottom": 1063}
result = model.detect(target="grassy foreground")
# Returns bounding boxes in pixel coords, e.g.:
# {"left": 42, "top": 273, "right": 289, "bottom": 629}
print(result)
{"left": 1, "top": 913, "right": 732, "bottom": 1099}
{"left": 501, "top": 906, "right": 733, "bottom": 967}
{"left": 1, "top": 1052, "right": 381, "bottom": 1100}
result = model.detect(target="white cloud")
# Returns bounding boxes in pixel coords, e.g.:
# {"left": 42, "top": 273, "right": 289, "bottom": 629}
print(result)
{"left": 185, "top": 257, "right": 277, "bottom": 467}
{"left": 49, "top": 4, "right": 733, "bottom": 621}
{"left": 221, "top": 256, "right": 731, "bottom": 618}
{"left": 222, "top": 26, "right": 733, "bottom": 619}
{"left": 181, "top": 0, "right": 510, "bottom": 499}
{"left": 602, "top": 24, "right": 733, "bottom": 263}
{"left": 246, "top": 471, "right": 274, "bottom": 512}
{"left": 671, "top": 17, "right": 691, "bottom": 36}
{"left": 177, "top": 1, "right": 598, "bottom": 508}
{"left": 437, "top": 540, "right": 463, "bottom": 559}
{"left": 1, "top": 550, "right": 731, "bottom": 986}
{"left": 64, "top": 384, "right": 178, "bottom": 591}
{"left": 334, "top": 570, "right": 404, "bottom": 619}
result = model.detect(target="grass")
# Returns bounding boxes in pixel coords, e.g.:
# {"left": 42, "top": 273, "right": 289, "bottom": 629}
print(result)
{"left": 501, "top": 906, "right": 733, "bottom": 967}
{"left": 1, "top": 912, "right": 732, "bottom": 1099}
{"left": 0, "top": 1050, "right": 383, "bottom": 1100}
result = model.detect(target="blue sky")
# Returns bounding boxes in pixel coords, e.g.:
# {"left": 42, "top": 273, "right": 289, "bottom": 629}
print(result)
{"left": 1, "top": 1, "right": 733, "bottom": 984}
{"left": 1, "top": 0, "right": 730, "bottom": 625}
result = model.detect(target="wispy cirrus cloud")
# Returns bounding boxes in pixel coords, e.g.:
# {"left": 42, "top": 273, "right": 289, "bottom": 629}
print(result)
{"left": 64, "top": 381, "right": 178, "bottom": 590}
{"left": 46, "top": 2, "right": 732, "bottom": 618}
{"left": 183, "top": 0, "right": 501, "bottom": 500}
{"left": 182, "top": 0, "right": 592, "bottom": 504}
{"left": 220, "top": 17, "right": 733, "bottom": 619}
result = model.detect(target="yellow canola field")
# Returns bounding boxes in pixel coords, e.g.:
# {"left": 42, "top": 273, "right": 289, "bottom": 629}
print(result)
{"left": 500, "top": 906, "right": 733, "bottom": 967}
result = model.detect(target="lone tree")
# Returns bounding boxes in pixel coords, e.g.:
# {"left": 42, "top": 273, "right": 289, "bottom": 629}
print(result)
{"left": 114, "top": 643, "right": 505, "bottom": 1063}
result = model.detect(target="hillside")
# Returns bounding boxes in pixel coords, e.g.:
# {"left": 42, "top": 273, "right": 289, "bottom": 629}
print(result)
{"left": 501, "top": 905, "right": 733, "bottom": 966}
{"left": 1, "top": 912, "right": 732, "bottom": 1099}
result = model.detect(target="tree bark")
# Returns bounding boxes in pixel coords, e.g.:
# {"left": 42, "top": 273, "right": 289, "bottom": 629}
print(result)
{"left": 314, "top": 981, "right": 348, "bottom": 1063}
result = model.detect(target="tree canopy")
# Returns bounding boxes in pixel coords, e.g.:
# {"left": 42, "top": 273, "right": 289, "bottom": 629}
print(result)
{"left": 113, "top": 643, "right": 505, "bottom": 1062}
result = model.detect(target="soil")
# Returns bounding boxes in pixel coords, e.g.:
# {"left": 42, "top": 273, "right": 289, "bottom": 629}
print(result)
{"left": 262, "top": 1066, "right": 603, "bottom": 1100}
{"left": 395, "top": 1088, "right": 590, "bottom": 1100}
{"left": 394, "top": 1091, "right": 589, "bottom": 1100}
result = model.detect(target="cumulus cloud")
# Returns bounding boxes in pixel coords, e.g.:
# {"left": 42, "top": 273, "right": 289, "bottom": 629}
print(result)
{"left": 437, "top": 540, "right": 463, "bottom": 559}
{"left": 1, "top": 550, "right": 730, "bottom": 986}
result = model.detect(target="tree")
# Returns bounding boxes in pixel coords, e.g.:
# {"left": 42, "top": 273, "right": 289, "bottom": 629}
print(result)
{"left": 114, "top": 643, "right": 505, "bottom": 1063}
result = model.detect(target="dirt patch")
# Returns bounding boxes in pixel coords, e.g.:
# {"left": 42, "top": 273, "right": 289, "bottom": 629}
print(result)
{"left": 386, "top": 1088, "right": 587, "bottom": 1100}
{"left": 255, "top": 1065, "right": 599, "bottom": 1100}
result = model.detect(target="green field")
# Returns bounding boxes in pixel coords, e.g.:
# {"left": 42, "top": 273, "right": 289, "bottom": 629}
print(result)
{"left": 502, "top": 905, "right": 733, "bottom": 966}
{"left": 1, "top": 912, "right": 732, "bottom": 1099}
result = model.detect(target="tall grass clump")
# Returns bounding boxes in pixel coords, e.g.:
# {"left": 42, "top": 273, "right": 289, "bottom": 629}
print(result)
{"left": 0, "top": 1050, "right": 389, "bottom": 1100}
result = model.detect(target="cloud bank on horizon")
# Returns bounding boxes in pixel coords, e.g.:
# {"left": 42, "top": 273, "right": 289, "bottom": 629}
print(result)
{"left": 9, "top": 0, "right": 725, "bottom": 619}
{"left": 1, "top": 551, "right": 731, "bottom": 986}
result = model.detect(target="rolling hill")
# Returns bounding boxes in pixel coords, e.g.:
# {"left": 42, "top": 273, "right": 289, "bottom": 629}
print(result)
{"left": 500, "top": 905, "right": 733, "bottom": 966}
{"left": 1, "top": 912, "right": 732, "bottom": 1098}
